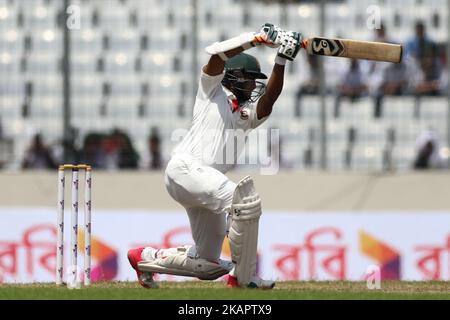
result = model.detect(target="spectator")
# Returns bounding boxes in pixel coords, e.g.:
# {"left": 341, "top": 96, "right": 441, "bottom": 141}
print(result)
{"left": 80, "top": 130, "right": 140, "bottom": 170}
{"left": 411, "top": 46, "right": 448, "bottom": 117}
{"left": 102, "top": 129, "right": 124, "bottom": 170}
{"left": 294, "top": 54, "right": 320, "bottom": 117}
{"left": 293, "top": 53, "right": 343, "bottom": 118}
{"left": 334, "top": 59, "right": 369, "bottom": 118}
{"left": 148, "top": 127, "right": 162, "bottom": 170}
{"left": 117, "top": 131, "right": 140, "bottom": 169}
{"left": 367, "top": 24, "right": 408, "bottom": 118}
{"left": 373, "top": 59, "right": 411, "bottom": 118}
{"left": 58, "top": 126, "right": 81, "bottom": 165}
{"left": 22, "top": 133, "right": 57, "bottom": 169}
{"left": 406, "top": 21, "right": 436, "bottom": 61}
{"left": 413, "top": 128, "right": 447, "bottom": 170}
{"left": 412, "top": 46, "right": 446, "bottom": 96}
{"left": 80, "top": 132, "right": 107, "bottom": 169}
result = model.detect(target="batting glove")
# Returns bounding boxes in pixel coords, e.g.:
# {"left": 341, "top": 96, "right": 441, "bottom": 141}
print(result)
{"left": 253, "top": 23, "right": 285, "bottom": 48}
{"left": 277, "top": 31, "right": 303, "bottom": 61}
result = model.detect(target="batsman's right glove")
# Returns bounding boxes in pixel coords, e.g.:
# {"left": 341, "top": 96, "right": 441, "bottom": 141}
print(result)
{"left": 253, "top": 23, "right": 285, "bottom": 48}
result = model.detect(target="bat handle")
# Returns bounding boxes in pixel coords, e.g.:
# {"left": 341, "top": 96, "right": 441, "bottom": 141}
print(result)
{"left": 301, "top": 39, "right": 308, "bottom": 49}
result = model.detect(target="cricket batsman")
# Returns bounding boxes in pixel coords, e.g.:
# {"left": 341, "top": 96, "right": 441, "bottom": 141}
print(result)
{"left": 128, "top": 23, "right": 302, "bottom": 288}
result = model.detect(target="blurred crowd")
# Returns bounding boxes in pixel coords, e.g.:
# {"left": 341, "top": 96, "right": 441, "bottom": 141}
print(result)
{"left": 21, "top": 127, "right": 162, "bottom": 171}
{"left": 12, "top": 20, "right": 450, "bottom": 172}
{"left": 295, "top": 21, "right": 448, "bottom": 119}
{"left": 19, "top": 123, "right": 447, "bottom": 172}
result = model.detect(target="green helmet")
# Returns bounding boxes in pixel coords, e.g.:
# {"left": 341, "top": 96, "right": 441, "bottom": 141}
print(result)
{"left": 224, "top": 53, "right": 268, "bottom": 79}
{"left": 222, "top": 53, "right": 267, "bottom": 104}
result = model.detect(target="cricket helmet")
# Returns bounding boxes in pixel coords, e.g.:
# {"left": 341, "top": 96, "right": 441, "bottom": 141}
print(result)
{"left": 222, "top": 53, "right": 267, "bottom": 104}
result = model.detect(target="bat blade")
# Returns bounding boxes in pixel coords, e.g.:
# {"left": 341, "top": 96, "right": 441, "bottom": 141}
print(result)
{"left": 304, "top": 37, "right": 403, "bottom": 63}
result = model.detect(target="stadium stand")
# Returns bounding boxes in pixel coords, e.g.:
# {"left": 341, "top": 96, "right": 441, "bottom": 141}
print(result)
{"left": 0, "top": 0, "right": 448, "bottom": 171}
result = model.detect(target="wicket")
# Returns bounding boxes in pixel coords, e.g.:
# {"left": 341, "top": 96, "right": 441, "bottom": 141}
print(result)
{"left": 57, "top": 164, "right": 92, "bottom": 288}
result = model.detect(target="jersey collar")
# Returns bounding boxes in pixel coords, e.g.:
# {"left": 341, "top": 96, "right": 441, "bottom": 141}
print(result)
{"left": 223, "top": 86, "right": 240, "bottom": 113}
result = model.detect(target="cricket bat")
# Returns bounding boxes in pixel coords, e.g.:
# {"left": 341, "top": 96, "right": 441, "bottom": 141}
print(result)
{"left": 302, "top": 37, "right": 403, "bottom": 63}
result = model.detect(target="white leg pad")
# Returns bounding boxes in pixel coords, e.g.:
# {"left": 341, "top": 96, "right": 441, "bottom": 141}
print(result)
{"left": 138, "top": 246, "right": 233, "bottom": 280}
{"left": 228, "top": 176, "right": 262, "bottom": 286}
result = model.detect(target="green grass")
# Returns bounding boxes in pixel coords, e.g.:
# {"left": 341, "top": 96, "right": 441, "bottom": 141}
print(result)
{"left": 0, "top": 281, "right": 449, "bottom": 300}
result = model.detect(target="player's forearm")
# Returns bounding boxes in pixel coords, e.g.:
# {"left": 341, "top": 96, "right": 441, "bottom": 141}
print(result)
{"left": 203, "top": 30, "right": 268, "bottom": 76}
{"left": 265, "top": 63, "right": 285, "bottom": 103}
{"left": 256, "top": 63, "right": 285, "bottom": 119}
{"left": 256, "top": 26, "right": 301, "bottom": 119}
{"left": 203, "top": 47, "right": 245, "bottom": 76}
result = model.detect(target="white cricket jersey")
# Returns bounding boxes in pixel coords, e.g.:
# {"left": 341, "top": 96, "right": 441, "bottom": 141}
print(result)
{"left": 173, "top": 70, "right": 268, "bottom": 173}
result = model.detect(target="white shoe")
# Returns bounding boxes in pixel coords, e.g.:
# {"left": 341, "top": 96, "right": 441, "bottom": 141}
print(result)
{"left": 247, "top": 276, "right": 275, "bottom": 289}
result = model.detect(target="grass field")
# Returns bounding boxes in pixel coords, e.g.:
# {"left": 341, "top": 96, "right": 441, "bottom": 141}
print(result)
{"left": 0, "top": 281, "right": 449, "bottom": 300}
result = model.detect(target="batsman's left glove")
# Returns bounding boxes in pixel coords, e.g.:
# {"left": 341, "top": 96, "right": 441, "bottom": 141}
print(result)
{"left": 277, "top": 31, "right": 303, "bottom": 61}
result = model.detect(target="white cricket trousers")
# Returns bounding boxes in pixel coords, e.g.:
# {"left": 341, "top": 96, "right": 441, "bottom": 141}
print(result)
{"left": 164, "top": 153, "right": 236, "bottom": 262}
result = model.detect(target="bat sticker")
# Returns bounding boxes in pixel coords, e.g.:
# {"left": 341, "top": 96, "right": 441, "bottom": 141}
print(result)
{"left": 310, "top": 38, "right": 345, "bottom": 56}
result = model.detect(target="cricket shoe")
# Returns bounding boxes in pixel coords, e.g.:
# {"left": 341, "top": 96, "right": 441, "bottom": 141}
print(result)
{"left": 226, "top": 275, "right": 275, "bottom": 289}
{"left": 127, "top": 247, "right": 158, "bottom": 288}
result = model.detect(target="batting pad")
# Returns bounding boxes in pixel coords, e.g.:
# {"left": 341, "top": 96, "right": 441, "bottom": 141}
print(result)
{"left": 228, "top": 176, "right": 262, "bottom": 286}
{"left": 137, "top": 246, "right": 233, "bottom": 280}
